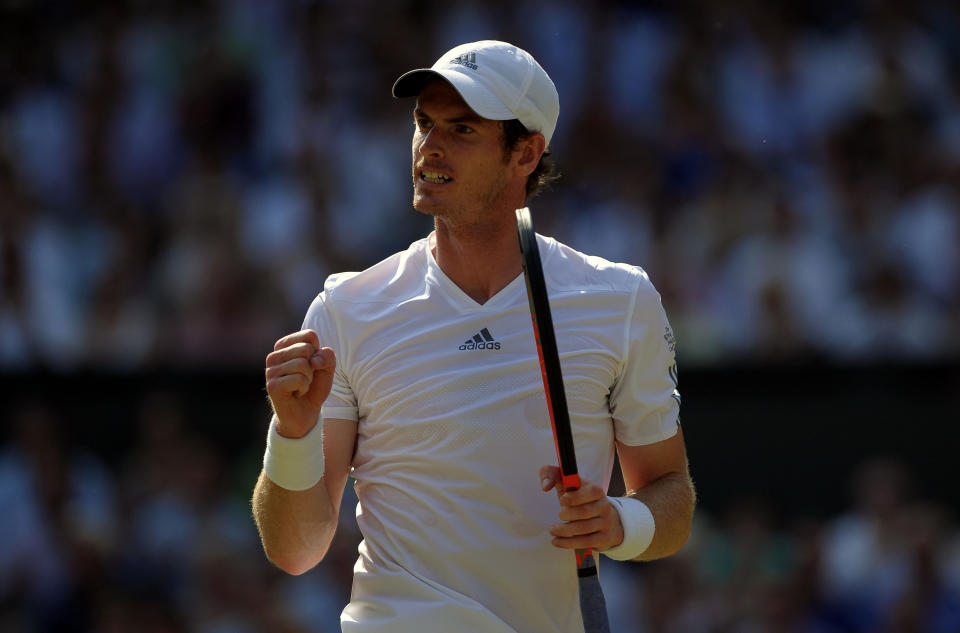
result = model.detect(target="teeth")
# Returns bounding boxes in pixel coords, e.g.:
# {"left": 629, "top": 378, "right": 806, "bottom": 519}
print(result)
{"left": 422, "top": 170, "right": 451, "bottom": 183}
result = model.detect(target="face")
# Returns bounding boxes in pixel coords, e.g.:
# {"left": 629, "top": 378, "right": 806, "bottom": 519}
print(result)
{"left": 411, "top": 80, "right": 517, "bottom": 223}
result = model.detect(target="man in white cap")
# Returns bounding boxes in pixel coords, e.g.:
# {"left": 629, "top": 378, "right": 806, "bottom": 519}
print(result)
{"left": 252, "top": 40, "right": 695, "bottom": 632}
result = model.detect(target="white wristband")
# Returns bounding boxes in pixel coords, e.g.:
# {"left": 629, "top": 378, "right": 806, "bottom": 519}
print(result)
{"left": 263, "top": 415, "right": 325, "bottom": 491}
{"left": 603, "top": 496, "right": 656, "bottom": 561}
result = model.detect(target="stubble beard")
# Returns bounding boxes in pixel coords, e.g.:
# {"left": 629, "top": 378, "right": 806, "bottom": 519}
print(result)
{"left": 412, "top": 165, "right": 513, "bottom": 234}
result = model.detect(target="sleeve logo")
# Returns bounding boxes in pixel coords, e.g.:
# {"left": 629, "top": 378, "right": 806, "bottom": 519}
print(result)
{"left": 663, "top": 326, "right": 676, "bottom": 353}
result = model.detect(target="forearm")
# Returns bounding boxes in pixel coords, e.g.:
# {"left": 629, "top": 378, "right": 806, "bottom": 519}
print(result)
{"left": 252, "top": 470, "right": 339, "bottom": 575}
{"left": 626, "top": 470, "right": 696, "bottom": 561}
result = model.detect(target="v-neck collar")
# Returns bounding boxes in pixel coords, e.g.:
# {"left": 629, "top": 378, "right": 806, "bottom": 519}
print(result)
{"left": 423, "top": 232, "right": 526, "bottom": 313}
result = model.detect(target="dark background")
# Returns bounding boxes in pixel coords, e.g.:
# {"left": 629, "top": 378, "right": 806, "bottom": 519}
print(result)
{"left": 5, "top": 362, "right": 958, "bottom": 520}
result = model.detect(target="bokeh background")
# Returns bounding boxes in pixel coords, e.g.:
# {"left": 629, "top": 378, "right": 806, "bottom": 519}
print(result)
{"left": 2, "top": 1, "right": 959, "bottom": 632}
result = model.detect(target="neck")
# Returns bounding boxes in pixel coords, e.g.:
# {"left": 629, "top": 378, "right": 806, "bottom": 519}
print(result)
{"left": 432, "top": 211, "right": 524, "bottom": 305}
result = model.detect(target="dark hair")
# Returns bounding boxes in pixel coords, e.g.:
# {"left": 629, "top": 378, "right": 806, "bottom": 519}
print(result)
{"left": 501, "top": 119, "right": 559, "bottom": 200}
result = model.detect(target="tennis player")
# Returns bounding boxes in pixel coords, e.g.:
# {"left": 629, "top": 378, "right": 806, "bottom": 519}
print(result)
{"left": 252, "top": 40, "right": 695, "bottom": 633}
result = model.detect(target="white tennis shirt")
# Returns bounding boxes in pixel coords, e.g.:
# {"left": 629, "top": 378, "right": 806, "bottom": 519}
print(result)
{"left": 306, "top": 232, "right": 680, "bottom": 633}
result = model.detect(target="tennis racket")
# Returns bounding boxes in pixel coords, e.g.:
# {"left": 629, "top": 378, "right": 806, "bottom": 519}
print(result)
{"left": 516, "top": 207, "right": 611, "bottom": 633}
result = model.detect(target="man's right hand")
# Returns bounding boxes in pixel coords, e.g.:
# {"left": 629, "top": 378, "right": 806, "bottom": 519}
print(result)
{"left": 265, "top": 329, "right": 336, "bottom": 438}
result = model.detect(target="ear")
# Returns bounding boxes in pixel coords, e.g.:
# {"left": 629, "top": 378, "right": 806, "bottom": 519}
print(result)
{"left": 514, "top": 132, "right": 547, "bottom": 178}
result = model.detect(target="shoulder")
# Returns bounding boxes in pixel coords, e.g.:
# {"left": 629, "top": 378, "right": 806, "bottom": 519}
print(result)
{"left": 539, "top": 233, "right": 654, "bottom": 298}
{"left": 302, "top": 237, "right": 430, "bottom": 330}
{"left": 322, "top": 237, "right": 430, "bottom": 305}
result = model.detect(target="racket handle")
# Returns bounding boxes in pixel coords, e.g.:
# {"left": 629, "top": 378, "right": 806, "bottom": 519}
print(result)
{"left": 575, "top": 547, "right": 594, "bottom": 568}
{"left": 576, "top": 550, "right": 611, "bottom": 633}
{"left": 561, "top": 472, "right": 581, "bottom": 493}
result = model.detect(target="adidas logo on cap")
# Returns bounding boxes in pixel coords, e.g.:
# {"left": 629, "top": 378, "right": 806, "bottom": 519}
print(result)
{"left": 449, "top": 52, "right": 478, "bottom": 70}
{"left": 459, "top": 327, "right": 501, "bottom": 351}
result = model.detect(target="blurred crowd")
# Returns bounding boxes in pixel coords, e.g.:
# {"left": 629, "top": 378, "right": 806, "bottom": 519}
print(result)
{"left": 3, "top": 3, "right": 959, "bottom": 632}
{"left": 1, "top": 0, "right": 958, "bottom": 370}
{"left": 2, "top": 396, "right": 958, "bottom": 633}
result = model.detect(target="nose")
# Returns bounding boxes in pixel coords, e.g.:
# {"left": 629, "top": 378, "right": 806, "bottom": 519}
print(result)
{"left": 416, "top": 127, "right": 444, "bottom": 159}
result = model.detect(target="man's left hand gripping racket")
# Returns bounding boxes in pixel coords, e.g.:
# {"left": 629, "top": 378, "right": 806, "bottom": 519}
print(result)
{"left": 516, "top": 207, "right": 611, "bottom": 633}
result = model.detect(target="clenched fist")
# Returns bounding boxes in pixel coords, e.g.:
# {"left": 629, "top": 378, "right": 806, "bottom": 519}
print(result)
{"left": 265, "top": 329, "right": 336, "bottom": 439}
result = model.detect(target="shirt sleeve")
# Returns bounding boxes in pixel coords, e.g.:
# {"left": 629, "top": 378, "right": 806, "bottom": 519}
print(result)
{"left": 608, "top": 271, "right": 681, "bottom": 446}
{"left": 301, "top": 290, "right": 359, "bottom": 422}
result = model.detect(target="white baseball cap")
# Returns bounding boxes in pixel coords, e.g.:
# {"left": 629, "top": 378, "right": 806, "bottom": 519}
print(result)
{"left": 392, "top": 40, "right": 560, "bottom": 147}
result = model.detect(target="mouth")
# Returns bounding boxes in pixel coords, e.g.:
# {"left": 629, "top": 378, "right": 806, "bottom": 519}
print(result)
{"left": 419, "top": 169, "right": 453, "bottom": 185}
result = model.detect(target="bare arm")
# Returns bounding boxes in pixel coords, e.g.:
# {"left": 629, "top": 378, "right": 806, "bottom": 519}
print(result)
{"left": 615, "top": 429, "right": 696, "bottom": 560}
{"left": 252, "top": 418, "right": 356, "bottom": 575}
{"left": 251, "top": 329, "right": 358, "bottom": 575}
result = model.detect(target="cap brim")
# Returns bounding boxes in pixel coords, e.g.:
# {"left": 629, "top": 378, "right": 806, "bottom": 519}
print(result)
{"left": 391, "top": 69, "right": 438, "bottom": 98}
{"left": 392, "top": 68, "right": 515, "bottom": 122}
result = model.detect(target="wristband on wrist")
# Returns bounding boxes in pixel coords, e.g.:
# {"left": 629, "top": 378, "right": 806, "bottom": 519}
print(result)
{"left": 603, "top": 496, "right": 656, "bottom": 561}
{"left": 263, "top": 415, "right": 325, "bottom": 491}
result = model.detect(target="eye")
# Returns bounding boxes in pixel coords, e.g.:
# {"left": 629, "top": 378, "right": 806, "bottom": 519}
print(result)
{"left": 415, "top": 118, "right": 432, "bottom": 131}
{"left": 455, "top": 124, "right": 475, "bottom": 134}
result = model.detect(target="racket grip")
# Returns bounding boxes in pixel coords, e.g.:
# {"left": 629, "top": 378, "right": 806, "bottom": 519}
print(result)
{"left": 561, "top": 472, "right": 581, "bottom": 493}
{"left": 576, "top": 551, "right": 611, "bottom": 633}
{"left": 575, "top": 547, "right": 593, "bottom": 568}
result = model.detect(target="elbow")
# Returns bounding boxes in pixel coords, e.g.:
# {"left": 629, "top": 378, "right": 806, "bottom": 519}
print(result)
{"left": 267, "top": 551, "right": 320, "bottom": 576}
{"left": 263, "top": 544, "right": 324, "bottom": 576}
{"left": 276, "top": 560, "right": 314, "bottom": 577}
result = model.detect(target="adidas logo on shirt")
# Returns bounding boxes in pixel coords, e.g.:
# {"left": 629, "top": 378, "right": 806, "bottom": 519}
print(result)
{"left": 459, "top": 327, "right": 501, "bottom": 351}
